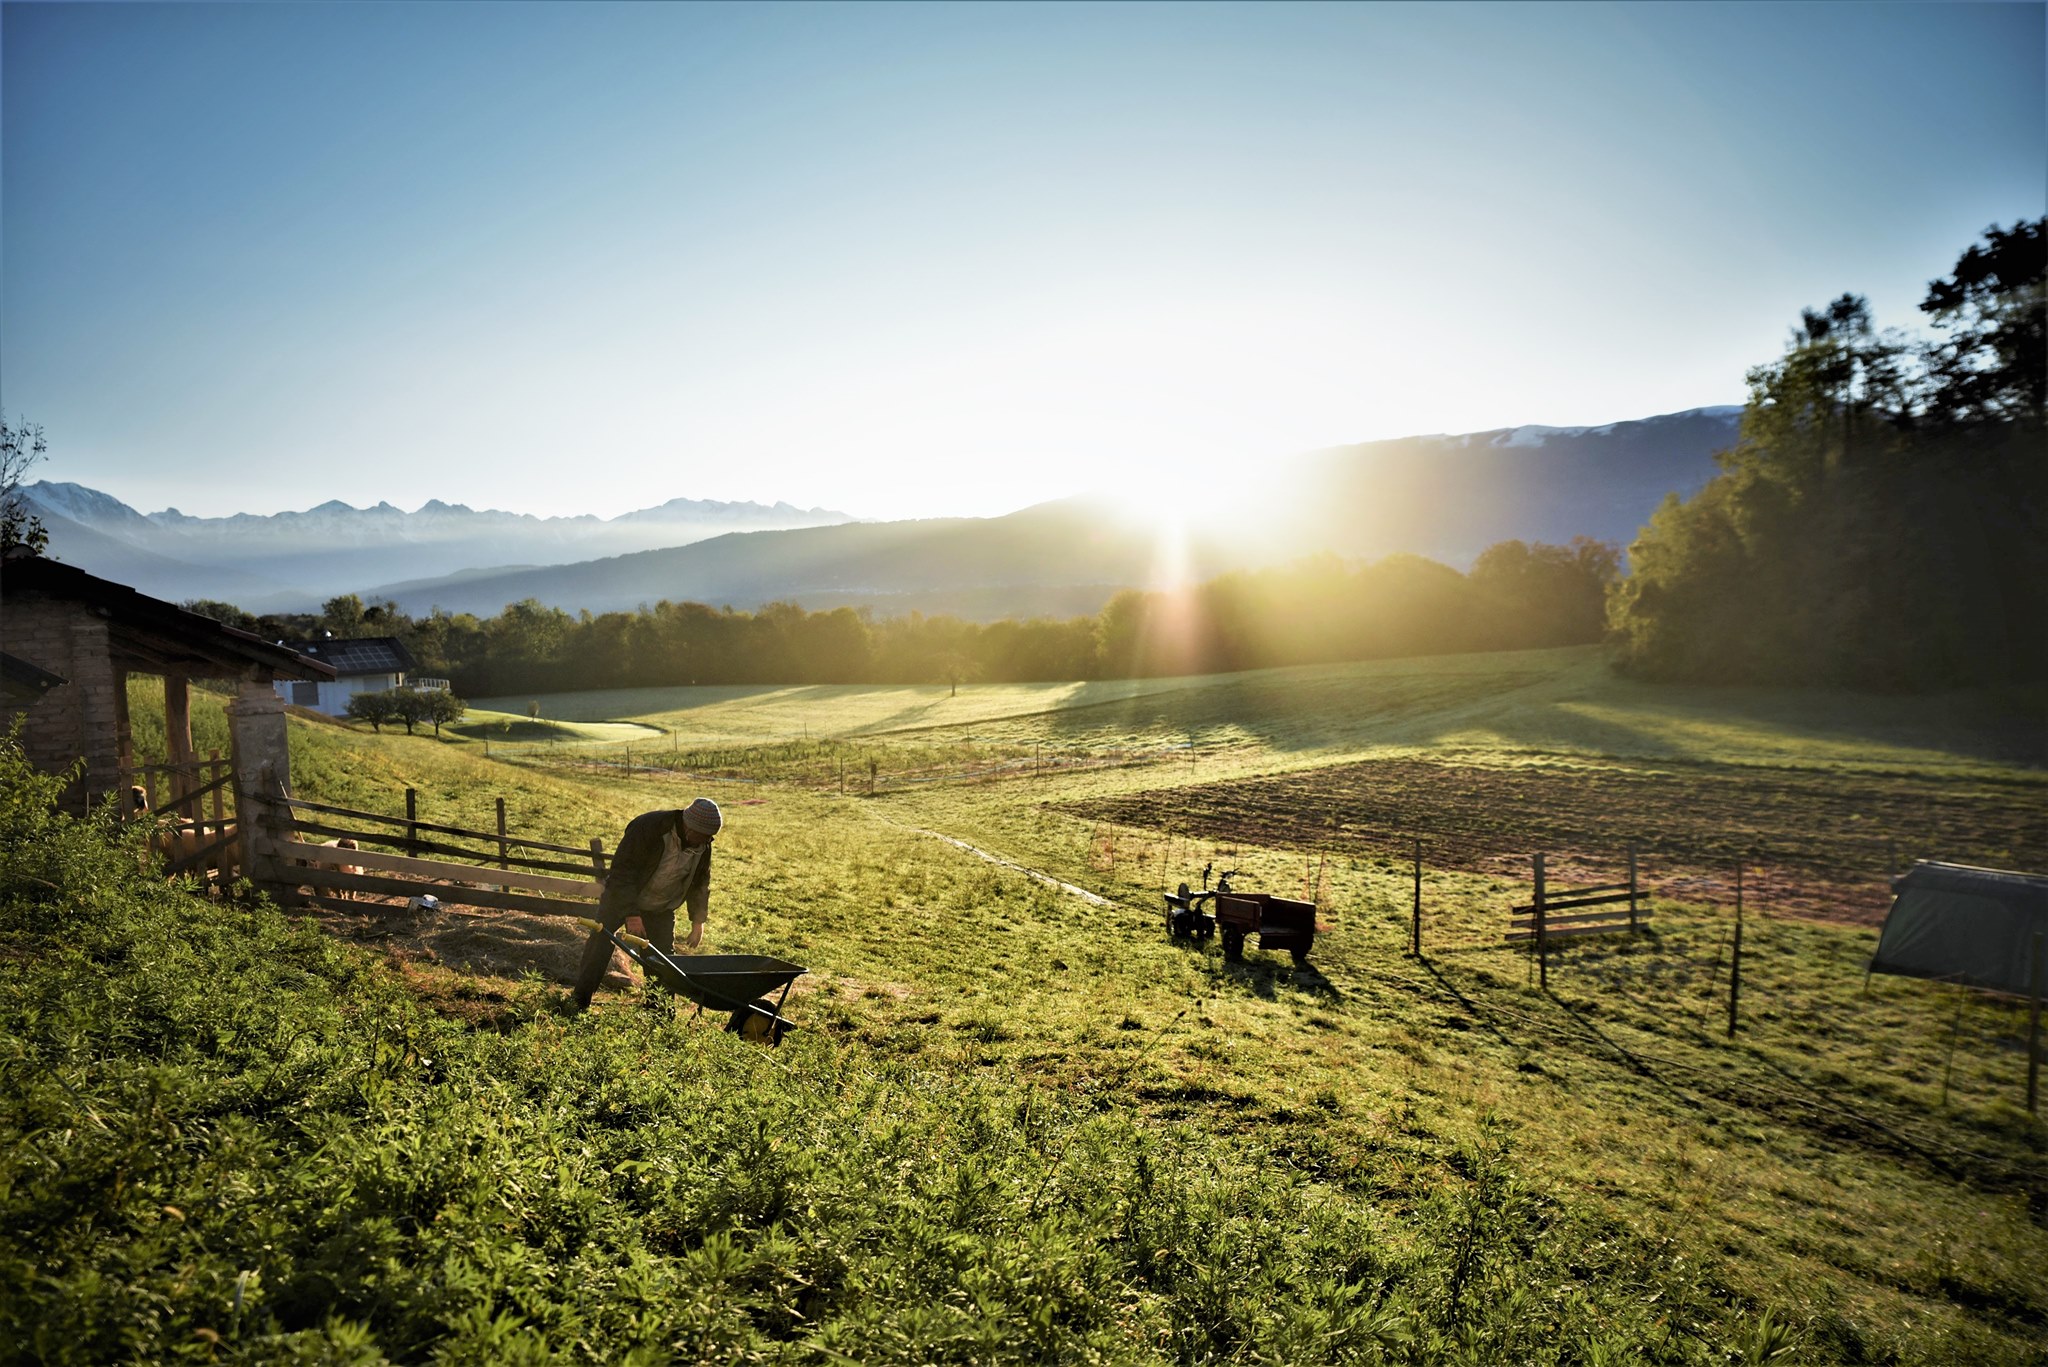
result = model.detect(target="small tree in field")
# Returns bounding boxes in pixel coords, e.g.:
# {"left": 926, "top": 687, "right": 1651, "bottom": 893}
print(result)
{"left": 387, "top": 687, "right": 427, "bottom": 735}
{"left": 384, "top": 686, "right": 467, "bottom": 738}
{"left": 345, "top": 691, "right": 398, "bottom": 733}
{"left": 423, "top": 689, "right": 466, "bottom": 738}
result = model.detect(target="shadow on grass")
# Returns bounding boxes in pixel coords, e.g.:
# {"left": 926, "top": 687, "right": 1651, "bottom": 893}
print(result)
{"left": 1193, "top": 952, "right": 1344, "bottom": 1002}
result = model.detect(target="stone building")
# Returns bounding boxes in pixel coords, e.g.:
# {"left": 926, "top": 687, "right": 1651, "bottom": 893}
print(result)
{"left": 0, "top": 548, "right": 333, "bottom": 813}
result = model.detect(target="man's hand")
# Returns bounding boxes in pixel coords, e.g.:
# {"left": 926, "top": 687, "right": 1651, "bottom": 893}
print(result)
{"left": 684, "top": 922, "right": 704, "bottom": 950}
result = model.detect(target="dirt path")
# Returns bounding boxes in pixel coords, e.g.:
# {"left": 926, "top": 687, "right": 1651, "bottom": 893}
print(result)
{"left": 898, "top": 826, "right": 1117, "bottom": 906}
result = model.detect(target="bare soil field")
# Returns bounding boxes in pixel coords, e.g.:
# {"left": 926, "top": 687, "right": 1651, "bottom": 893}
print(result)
{"left": 1067, "top": 756, "right": 2048, "bottom": 922}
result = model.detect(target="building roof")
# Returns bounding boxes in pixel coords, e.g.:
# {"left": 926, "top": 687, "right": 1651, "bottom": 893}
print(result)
{"left": 285, "top": 635, "right": 418, "bottom": 677}
{"left": 0, "top": 552, "right": 334, "bottom": 681}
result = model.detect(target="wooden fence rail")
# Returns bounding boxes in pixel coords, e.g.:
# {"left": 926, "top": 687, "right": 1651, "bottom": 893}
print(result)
{"left": 241, "top": 785, "right": 611, "bottom": 918}
{"left": 273, "top": 795, "right": 598, "bottom": 859}
{"left": 276, "top": 838, "right": 600, "bottom": 917}
{"left": 121, "top": 756, "right": 239, "bottom": 882}
{"left": 1506, "top": 850, "right": 1645, "bottom": 989}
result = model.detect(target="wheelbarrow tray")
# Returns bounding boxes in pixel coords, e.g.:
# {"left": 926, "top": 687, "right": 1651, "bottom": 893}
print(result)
{"left": 639, "top": 952, "right": 807, "bottom": 1010}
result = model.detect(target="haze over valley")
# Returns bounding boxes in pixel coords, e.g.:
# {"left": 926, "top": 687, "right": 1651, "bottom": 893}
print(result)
{"left": 24, "top": 406, "right": 1739, "bottom": 618}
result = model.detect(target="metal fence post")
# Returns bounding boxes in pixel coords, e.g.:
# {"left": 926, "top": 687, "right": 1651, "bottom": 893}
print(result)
{"left": 1727, "top": 860, "right": 1744, "bottom": 1038}
{"left": 405, "top": 787, "right": 419, "bottom": 858}
{"left": 2029, "top": 931, "right": 2043, "bottom": 1115}
{"left": 1411, "top": 837, "right": 1422, "bottom": 957}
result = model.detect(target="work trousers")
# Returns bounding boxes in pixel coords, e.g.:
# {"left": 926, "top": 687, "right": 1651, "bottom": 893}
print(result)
{"left": 572, "top": 902, "right": 676, "bottom": 1005}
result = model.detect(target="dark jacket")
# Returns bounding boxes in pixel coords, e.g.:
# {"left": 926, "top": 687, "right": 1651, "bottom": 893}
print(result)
{"left": 598, "top": 809, "right": 713, "bottom": 922}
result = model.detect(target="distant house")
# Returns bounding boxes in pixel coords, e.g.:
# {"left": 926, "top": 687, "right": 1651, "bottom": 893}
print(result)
{"left": 273, "top": 636, "right": 425, "bottom": 716}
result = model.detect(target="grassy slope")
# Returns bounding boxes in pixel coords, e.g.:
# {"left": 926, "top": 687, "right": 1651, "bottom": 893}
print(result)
{"left": 93, "top": 652, "right": 2048, "bottom": 1362}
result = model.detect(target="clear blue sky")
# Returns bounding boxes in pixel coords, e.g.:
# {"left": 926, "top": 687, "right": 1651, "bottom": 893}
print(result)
{"left": 4, "top": 1, "right": 2041, "bottom": 521}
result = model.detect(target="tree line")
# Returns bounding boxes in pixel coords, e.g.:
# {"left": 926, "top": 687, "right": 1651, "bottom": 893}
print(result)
{"left": 1608, "top": 219, "right": 2045, "bottom": 690}
{"left": 184, "top": 537, "right": 1617, "bottom": 699}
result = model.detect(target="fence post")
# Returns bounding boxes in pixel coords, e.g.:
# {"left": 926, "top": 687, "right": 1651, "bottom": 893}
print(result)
{"left": 1534, "top": 852, "right": 1548, "bottom": 991}
{"left": 590, "top": 838, "right": 608, "bottom": 880}
{"left": 1727, "top": 860, "right": 1744, "bottom": 1038}
{"left": 2028, "top": 931, "right": 2043, "bottom": 1115}
{"left": 1411, "top": 838, "right": 1422, "bottom": 957}
{"left": 405, "top": 788, "right": 419, "bottom": 858}
{"left": 1940, "top": 983, "right": 1965, "bottom": 1109}
{"left": 209, "top": 751, "right": 225, "bottom": 829}
{"left": 1627, "top": 844, "right": 1639, "bottom": 932}
{"left": 496, "top": 797, "right": 509, "bottom": 871}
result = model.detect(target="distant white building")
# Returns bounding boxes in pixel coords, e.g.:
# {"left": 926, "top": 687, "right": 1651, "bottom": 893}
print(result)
{"left": 273, "top": 636, "right": 421, "bottom": 716}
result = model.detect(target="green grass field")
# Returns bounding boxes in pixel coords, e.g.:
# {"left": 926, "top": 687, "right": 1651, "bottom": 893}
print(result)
{"left": 35, "top": 649, "right": 2045, "bottom": 1362}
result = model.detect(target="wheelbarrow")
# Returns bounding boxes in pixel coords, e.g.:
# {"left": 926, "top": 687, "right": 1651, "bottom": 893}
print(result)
{"left": 576, "top": 917, "right": 806, "bottom": 1044}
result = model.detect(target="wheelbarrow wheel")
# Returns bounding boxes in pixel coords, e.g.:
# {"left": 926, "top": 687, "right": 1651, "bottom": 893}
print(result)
{"left": 727, "top": 997, "right": 790, "bottom": 1046}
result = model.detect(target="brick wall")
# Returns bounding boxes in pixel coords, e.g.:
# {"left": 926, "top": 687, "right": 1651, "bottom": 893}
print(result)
{"left": 3, "top": 594, "right": 125, "bottom": 811}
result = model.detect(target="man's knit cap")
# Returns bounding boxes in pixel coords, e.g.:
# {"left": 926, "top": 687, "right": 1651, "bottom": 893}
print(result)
{"left": 682, "top": 797, "right": 723, "bottom": 837}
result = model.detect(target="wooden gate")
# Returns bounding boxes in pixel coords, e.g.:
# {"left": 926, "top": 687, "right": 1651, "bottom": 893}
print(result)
{"left": 1506, "top": 850, "right": 1646, "bottom": 988}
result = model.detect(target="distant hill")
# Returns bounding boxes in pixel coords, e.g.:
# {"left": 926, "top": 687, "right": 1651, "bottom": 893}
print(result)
{"left": 367, "top": 407, "right": 1742, "bottom": 619}
{"left": 365, "top": 500, "right": 1228, "bottom": 618}
{"left": 1288, "top": 407, "right": 1743, "bottom": 563}
{"left": 18, "top": 504, "right": 288, "bottom": 605}
{"left": 21, "top": 485, "right": 854, "bottom": 612}
{"left": 26, "top": 406, "right": 1740, "bottom": 619}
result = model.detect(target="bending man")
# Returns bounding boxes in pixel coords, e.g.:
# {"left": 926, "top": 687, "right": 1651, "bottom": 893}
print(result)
{"left": 572, "top": 797, "right": 722, "bottom": 1010}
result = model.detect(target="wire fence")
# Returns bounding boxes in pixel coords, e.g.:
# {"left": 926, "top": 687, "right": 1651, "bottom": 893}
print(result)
{"left": 483, "top": 733, "right": 1196, "bottom": 793}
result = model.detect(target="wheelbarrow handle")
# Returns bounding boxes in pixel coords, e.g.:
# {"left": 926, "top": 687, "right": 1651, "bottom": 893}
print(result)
{"left": 573, "top": 918, "right": 659, "bottom": 956}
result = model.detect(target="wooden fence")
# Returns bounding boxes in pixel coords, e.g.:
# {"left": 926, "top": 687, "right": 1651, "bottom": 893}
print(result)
{"left": 250, "top": 790, "right": 606, "bottom": 917}
{"left": 1505, "top": 850, "right": 1645, "bottom": 990}
{"left": 121, "top": 754, "right": 239, "bottom": 882}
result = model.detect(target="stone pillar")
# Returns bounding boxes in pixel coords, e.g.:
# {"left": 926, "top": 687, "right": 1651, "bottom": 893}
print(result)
{"left": 226, "top": 678, "right": 292, "bottom": 893}
{"left": 67, "top": 617, "right": 124, "bottom": 813}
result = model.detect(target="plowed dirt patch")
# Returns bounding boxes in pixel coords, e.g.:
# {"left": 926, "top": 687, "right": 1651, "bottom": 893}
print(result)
{"left": 1068, "top": 758, "right": 2046, "bottom": 922}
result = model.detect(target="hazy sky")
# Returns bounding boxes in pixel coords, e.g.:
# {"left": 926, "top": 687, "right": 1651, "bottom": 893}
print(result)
{"left": 4, "top": 2, "right": 2041, "bottom": 521}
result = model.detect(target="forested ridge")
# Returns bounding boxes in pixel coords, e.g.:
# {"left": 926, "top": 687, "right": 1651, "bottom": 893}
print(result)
{"left": 1608, "top": 219, "right": 2046, "bottom": 690}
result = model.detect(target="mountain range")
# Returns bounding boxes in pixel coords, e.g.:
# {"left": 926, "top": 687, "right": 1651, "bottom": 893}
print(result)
{"left": 20, "top": 406, "right": 1742, "bottom": 620}
{"left": 18, "top": 487, "right": 853, "bottom": 612}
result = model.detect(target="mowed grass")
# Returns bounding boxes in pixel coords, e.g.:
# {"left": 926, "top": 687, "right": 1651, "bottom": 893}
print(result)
{"left": 102, "top": 650, "right": 2048, "bottom": 1362}
{"left": 486, "top": 646, "right": 2045, "bottom": 777}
